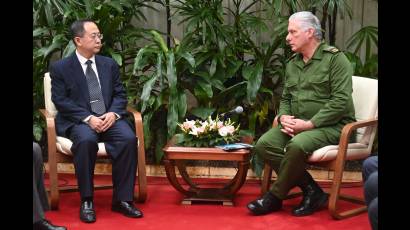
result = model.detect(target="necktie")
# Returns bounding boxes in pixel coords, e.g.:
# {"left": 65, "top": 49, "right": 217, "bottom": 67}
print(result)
{"left": 85, "top": 60, "right": 106, "bottom": 115}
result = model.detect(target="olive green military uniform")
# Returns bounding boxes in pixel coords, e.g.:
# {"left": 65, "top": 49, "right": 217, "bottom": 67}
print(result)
{"left": 254, "top": 42, "right": 355, "bottom": 199}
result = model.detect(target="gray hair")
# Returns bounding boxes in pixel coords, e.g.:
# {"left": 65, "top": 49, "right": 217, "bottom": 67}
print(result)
{"left": 289, "top": 11, "right": 322, "bottom": 40}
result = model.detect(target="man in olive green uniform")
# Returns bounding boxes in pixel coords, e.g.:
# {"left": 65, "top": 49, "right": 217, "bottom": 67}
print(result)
{"left": 247, "top": 11, "right": 355, "bottom": 217}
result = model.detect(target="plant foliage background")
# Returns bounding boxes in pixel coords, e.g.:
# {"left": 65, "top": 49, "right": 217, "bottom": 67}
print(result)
{"left": 34, "top": 0, "right": 378, "bottom": 173}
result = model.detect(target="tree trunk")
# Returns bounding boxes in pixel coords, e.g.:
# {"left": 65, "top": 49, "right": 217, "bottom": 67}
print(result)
{"left": 329, "top": 6, "right": 338, "bottom": 45}
{"left": 321, "top": 3, "right": 329, "bottom": 41}
{"left": 311, "top": 7, "right": 317, "bottom": 15}
{"left": 166, "top": 0, "right": 171, "bottom": 48}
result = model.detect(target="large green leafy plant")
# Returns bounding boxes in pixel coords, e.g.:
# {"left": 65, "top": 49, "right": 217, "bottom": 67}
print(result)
{"left": 345, "top": 26, "right": 378, "bottom": 78}
{"left": 131, "top": 30, "right": 195, "bottom": 162}
{"left": 129, "top": 0, "right": 293, "bottom": 163}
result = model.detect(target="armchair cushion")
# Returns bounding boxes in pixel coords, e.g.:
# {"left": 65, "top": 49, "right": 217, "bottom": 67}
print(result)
{"left": 56, "top": 136, "right": 108, "bottom": 157}
{"left": 308, "top": 143, "right": 368, "bottom": 162}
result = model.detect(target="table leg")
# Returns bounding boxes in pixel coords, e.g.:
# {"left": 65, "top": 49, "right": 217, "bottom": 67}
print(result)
{"left": 163, "top": 159, "right": 195, "bottom": 197}
{"left": 175, "top": 160, "right": 200, "bottom": 191}
{"left": 223, "top": 161, "right": 250, "bottom": 195}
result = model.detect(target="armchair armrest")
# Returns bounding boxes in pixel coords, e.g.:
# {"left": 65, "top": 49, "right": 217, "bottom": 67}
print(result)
{"left": 126, "top": 106, "right": 147, "bottom": 202}
{"left": 39, "top": 109, "right": 58, "bottom": 163}
{"left": 338, "top": 118, "right": 378, "bottom": 155}
{"left": 39, "top": 109, "right": 59, "bottom": 206}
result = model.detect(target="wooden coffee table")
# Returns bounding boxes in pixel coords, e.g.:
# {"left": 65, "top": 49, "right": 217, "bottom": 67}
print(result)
{"left": 162, "top": 145, "right": 251, "bottom": 206}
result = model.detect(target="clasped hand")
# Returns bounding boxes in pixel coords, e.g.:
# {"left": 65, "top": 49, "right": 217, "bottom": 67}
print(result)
{"left": 279, "top": 115, "right": 314, "bottom": 137}
{"left": 88, "top": 112, "right": 116, "bottom": 133}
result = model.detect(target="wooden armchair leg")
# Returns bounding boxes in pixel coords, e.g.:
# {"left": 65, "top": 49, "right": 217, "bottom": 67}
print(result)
{"left": 261, "top": 162, "right": 272, "bottom": 194}
{"left": 135, "top": 151, "right": 147, "bottom": 203}
{"left": 131, "top": 108, "right": 147, "bottom": 203}
{"left": 48, "top": 158, "right": 60, "bottom": 210}
{"left": 328, "top": 162, "right": 367, "bottom": 219}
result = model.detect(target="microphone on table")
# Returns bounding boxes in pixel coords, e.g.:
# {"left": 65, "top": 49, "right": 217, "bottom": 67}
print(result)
{"left": 220, "top": 106, "right": 243, "bottom": 119}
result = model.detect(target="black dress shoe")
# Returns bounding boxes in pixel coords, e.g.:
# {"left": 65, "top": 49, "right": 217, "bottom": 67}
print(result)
{"left": 292, "top": 181, "right": 329, "bottom": 216}
{"left": 80, "top": 200, "right": 96, "bottom": 223}
{"left": 112, "top": 201, "right": 143, "bottom": 218}
{"left": 247, "top": 192, "right": 283, "bottom": 215}
{"left": 33, "top": 219, "right": 67, "bottom": 230}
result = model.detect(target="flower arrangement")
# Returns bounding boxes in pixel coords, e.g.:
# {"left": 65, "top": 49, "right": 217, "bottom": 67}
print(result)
{"left": 174, "top": 116, "right": 241, "bottom": 147}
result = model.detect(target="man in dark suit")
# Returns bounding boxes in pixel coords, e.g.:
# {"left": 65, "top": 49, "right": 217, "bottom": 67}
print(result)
{"left": 33, "top": 142, "right": 67, "bottom": 230}
{"left": 50, "top": 19, "right": 143, "bottom": 223}
{"left": 363, "top": 155, "right": 378, "bottom": 230}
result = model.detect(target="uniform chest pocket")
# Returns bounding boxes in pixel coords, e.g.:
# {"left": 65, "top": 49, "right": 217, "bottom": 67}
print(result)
{"left": 308, "top": 76, "right": 331, "bottom": 99}
{"left": 285, "top": 81, "right": 298, "bottom": 98}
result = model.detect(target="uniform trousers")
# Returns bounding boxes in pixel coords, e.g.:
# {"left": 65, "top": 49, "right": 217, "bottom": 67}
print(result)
{"left": 254, "top": 124, "right": 342, "bottom": 199}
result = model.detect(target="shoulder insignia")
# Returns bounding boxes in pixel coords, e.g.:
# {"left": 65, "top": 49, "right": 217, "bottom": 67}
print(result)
{"left": 324, "top": 46, "right": 340, "bottom": 53}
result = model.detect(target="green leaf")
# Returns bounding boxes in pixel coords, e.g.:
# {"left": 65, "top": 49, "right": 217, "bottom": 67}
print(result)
{"left": 212, "top": 82, "right": 247, "bottom": 103}
{"left": 209, "top": 78, "right": 225, "bottom": 91}
{"left": 245, "top": 62, "right": 264, "bottom": 103}
{"left": 133, "top": 47, "right": 150, "bottom": 75}
{"left": 174, "top": 133, "right": 186, "bottom": 145}
{"left": 209, "top": 57, "right": 217, "bottom": 77}
{"left": 151, "top": 30, "right": 169, "bottom": 53}
{"left": 190, "top": 107, "right": 216, "bottom": 120}
{"left": 141, "top": 74, "right": 158, "bottom": 102}
{"left": 225, "top": 59, "right": 243, "bottom": 79}
{"left": 179, "top": 51, "right": 195, "bottom": 68}
{"left": 143, "top": 112, "right": 153, "bottom": 148}
{"left": 177, "top": 90, "right": 187, "bottom": 119}
{"left": 35, "top": 34, "right": 66, "bottom": 58}
{"left": 33, "top": 27, "right": 48, "bottom": 37}
{"left": 166, "top": 52, "right": 177, "bottom": 91}
{"left": 347, "top": 26, "right": 378, "bottom": 58}
{"left": 196, "top": 79, "right": 213, "bottom": 98}
{"left": 166, "top": 52, "right": 178, "bottom": 138}
{"left": 62, "top": 40, "right": 76, "bottom": 58}
{"left": 109, "top": 50, "right": 122, "bottom": 66}
{"left": 167, "top": 101, "right": 178, "bottom": 138}
{"left": 33, "top": 123, "right": 43, "bottom": 141}
{"left": 106, "top": 0, "right": 124, "bottom": 13}
{"left": 259, "top": 87, "right": 273, "bottom": 97}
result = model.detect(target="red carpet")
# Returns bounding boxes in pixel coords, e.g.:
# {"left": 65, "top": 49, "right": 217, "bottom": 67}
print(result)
{"left": 45, "top": 174, "right": 371, "bottom": 230}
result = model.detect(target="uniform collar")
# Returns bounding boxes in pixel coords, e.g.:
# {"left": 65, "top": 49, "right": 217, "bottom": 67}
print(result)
{"left": 293, "top": 41, "right": 325, "bottom": 68}
{"left": 310, "top": 41, "right": 325, "bottom": 60}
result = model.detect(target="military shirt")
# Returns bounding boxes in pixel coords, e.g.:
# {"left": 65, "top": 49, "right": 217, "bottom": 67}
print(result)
{"left": 277, "top": 42, "right": 356, "bottom": 128}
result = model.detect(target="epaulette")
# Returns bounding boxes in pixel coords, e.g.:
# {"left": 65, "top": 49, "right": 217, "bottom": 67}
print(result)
{"left": 323, "top": 46, "right": 340, "bottom": 54}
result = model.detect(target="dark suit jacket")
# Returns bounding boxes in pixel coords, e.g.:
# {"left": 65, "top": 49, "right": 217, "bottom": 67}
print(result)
{"left": 50, "top": 53, "right": 128, "bottom": 136}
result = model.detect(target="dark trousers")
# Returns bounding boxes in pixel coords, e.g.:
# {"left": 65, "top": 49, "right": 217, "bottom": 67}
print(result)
{"left": 68, "top": 119, "right": 137, "bottom": 201}
{"left": 363, "top": 156, "right": 378, "bottom": 230}
{"left": 254, "top": 125, "right": 341, "bottom": 199}
{"left": 33, "top": 142, "right": 49, "bottom": 223}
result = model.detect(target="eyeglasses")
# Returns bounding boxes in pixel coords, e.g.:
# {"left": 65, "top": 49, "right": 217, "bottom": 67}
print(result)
{"left": 88, "top": 33, "right": 103, "bottom": 40}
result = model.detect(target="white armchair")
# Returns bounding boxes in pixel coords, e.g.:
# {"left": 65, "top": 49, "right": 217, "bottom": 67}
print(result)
{"left": 261, "top": 76, "right": 378, "bottom": 219}
{"left": 40, "top": 72, "right": 147, "bottom": 210}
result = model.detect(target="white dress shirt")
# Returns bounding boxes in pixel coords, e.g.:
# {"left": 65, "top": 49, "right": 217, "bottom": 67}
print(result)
{"left": 75, "top": 50, "right": 120, "bottom": 123}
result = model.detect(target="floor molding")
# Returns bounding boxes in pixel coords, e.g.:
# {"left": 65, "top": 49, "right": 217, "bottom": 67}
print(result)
{"left": 44, "top": 163, "right": 362, "bottom": 182}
